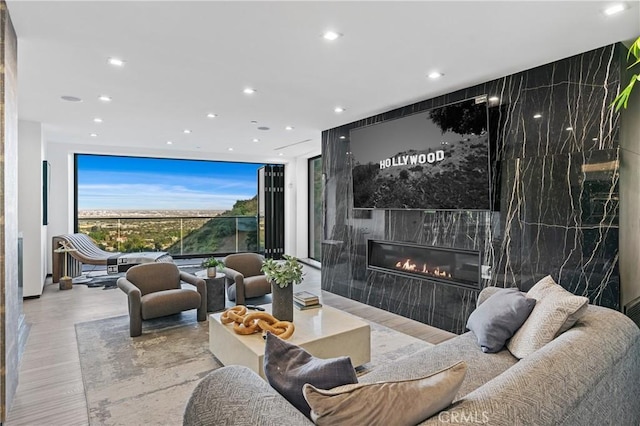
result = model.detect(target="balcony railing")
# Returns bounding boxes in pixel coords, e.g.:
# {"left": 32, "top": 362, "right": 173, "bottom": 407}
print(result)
{"left": 77, "top": 215, "right": 259, "bottom": 257}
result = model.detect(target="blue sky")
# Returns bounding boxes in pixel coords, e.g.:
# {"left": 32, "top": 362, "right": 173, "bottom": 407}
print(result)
{"left": 77, "top": 155, "right": 263, "bottom": 210}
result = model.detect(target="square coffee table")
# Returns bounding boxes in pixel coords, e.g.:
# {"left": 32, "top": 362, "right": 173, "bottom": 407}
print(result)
{"left": 209, "top": 304, "right": 371, "bottom": 379}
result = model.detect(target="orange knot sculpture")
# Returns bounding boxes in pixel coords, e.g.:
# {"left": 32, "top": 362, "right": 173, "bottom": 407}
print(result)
{"left": 220, "top": 306, "right": 295, "bottom": 339}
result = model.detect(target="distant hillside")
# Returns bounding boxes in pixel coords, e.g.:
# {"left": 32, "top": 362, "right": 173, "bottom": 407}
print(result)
{"left": 168, "top": 196, "right": 258, "bottom": 255}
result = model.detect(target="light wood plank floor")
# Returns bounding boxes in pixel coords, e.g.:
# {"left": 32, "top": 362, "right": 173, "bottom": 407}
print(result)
{"left": 6, "top": 264, "right": 454, "bottom": 425}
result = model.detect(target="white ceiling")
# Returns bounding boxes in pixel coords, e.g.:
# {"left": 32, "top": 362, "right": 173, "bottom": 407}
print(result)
{"left": 6, "top": 1, "right": 640, "bottom": 161}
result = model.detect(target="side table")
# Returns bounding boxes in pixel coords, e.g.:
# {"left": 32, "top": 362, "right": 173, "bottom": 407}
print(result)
{"left": 197, "top": 271, "right": 227, "bottom": 312}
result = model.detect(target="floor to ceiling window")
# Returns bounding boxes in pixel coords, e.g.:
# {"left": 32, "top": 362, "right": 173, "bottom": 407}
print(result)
{"left": 308, "top": 156, "right": 322, "bottom": 262}
{"left": 74, "top": 154, "right": 264, "bottom": 257}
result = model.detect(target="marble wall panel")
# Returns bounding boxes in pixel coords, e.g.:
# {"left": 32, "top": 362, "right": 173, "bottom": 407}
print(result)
{"left": 517, "top": 147, "right": 620, "bottom": 307}
{"left": 322, "top": 44, "right": 623, "bottom": 334}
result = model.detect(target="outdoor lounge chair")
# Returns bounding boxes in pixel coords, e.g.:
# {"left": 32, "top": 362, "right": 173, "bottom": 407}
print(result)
{"left": 52, "top": 233, "right": 120, "bottom": 282}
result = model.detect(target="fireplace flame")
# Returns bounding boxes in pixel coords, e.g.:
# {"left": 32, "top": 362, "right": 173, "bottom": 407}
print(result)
{"left": 395, "top": 259, "right": 452, "bottom": 278}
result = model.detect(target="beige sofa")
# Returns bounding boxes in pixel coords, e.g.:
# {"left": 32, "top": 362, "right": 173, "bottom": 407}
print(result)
{"left": 184, "top": 298, "right": 640, "bottom": 425}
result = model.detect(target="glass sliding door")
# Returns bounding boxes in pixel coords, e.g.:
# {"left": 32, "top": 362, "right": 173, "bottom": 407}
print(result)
{"left": 308, "top": 156, "right": 323, "bottom": 262}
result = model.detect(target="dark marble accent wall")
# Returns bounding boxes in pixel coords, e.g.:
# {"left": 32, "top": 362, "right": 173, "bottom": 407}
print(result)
{"left": 322, "top": 44, "right": 622, "bottom": 334}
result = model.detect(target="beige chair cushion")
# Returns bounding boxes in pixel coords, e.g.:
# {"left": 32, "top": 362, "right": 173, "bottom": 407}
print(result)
{"left": 126, "top": 262, "right": 181, "bottom": 296}
{"left": 141, "top": 289, "right": 201, "bottom": 320}
{"left": 224, "top": 253, "right": 264, "bottom": 277}
{"left": 243, "top": 275, "right": 271, "bottom": 298}
{"left": 507, "top": 275, "right": 589, "bottom": 359}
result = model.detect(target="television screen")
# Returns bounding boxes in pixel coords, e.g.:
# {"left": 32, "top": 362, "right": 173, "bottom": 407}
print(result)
{"left": 350, "top": 98, "right": 490, "bottom": 210}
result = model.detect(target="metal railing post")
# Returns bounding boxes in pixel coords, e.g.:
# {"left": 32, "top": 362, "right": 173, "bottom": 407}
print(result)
{"left": 180, "top": 218, "right": 184, "bottom": 255}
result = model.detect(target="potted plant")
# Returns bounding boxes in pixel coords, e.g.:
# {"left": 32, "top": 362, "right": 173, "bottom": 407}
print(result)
{"left": 201, "top": 257, "right": 225, "bottom": 278}
{"left": 261, "top": 255, "right": 304, "bottom": 321}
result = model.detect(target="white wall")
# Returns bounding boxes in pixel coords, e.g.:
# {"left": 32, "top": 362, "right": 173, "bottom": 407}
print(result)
{"left": 44, "top": 140, "right": 316, "bottom": 271}
{"left": 18, "top": 120, "right": 46, "bottom": 297}
{"left": 292, "top": 149, "right": 321, "bottom": 259}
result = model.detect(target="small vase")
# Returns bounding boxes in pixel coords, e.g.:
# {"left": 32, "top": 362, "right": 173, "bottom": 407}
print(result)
{"left": 271, "top": 283, "right": 293, "bottom": 322}
{"left": 207, "top": 267, "right": 217, "bottom": 278}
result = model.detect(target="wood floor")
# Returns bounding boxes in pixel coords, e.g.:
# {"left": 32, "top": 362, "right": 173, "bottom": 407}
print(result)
{"left": 6, "top": 264, "right": 454, "bottom": 426}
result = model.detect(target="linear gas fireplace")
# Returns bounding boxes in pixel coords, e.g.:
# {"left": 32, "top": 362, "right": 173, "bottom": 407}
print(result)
{"left": 367, "top": 240, "right": 481, "bottom": 289}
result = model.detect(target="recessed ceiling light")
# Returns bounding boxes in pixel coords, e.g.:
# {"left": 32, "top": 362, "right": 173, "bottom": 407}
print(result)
{"left": 207, "top": 113, "right": 218, "bottom": 118}
{"left": 322, "top": 31, "right": 343, "bottom": 41}
{"left": 339, "top": 136, "right": 346, "bottom": 140}
{"left": 258, "top": 126, "right": 270, "bottom": 131}
{"left": 428, "top": 71, "right": 444, "bottom": 79}
{"left": 166, "top": 141, "right": 173, "bottom": 145}
{"left": 604, "top": 3, "right": 626, "bottom": 15}
{"left": 252, "top": 138, "right": 260, "bottom": 142}
{"left": 488, "top": 96, "right": 499, "bottom": 102}
{"left": 250, "top": 120, "right": 258, "bottom": 124}
{"left": 107, "top": 57, "right": 125, "bottom": 67}
{"left": 90, "top": 133, "right": 98, "bottom": 137}
{"left": 183, "top": 129, "right": 192, "bottom": 134}
{"left": 243, "top": 88, "right": 256, "bottom": 94}
{"left": 533, "top": 113, "right": 543, "bottom": 119}
{"left": 93, "top": 117, "right": 103, "bottom": 123}
{"left": 98, "top": 95, "right": 112, "bottom": 102}
{"left": 565, "top": 126, "right": 573, "bottom": 131}
{"left": 334, "top": 106, "right": 345, "bottom": 113}
{"left": 60, "top": 95, "right": 82, "bottom": 102}
{"left": 228, "top": 147, "right": 234, "bottom": 151}
{"left": 285, "top": 126, "right": 294, "bottom": 131}
{"left": 279, "top": 153, "right": 284, "bottom": 156}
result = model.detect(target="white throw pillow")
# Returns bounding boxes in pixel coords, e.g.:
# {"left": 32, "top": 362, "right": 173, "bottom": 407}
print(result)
{"left": 303, "top": 361, "right": 467, "bottom": 426}
{"left": 507, "top": 275, "right": 588, "bottom": 359}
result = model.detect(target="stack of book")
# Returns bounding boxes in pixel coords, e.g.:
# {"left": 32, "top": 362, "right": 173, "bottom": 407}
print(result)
{"left": 293, "top": 291, "right": 322, "bottom": 310}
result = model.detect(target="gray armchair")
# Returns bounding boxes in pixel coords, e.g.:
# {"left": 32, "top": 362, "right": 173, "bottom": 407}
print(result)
{"left": 222, "top": 253, "right": 271, "bottom": 305}
{"left": 117, "top": 262, "right": 206, "bottom": 337}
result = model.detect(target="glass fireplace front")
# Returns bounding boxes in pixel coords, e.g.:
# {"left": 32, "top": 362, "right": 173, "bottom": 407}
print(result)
{"left": 367, "top": 240, "right": 480, "bottom": 289}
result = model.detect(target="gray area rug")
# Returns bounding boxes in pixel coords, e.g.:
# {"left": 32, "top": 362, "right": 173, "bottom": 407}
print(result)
{"left": 76, "top": 311, "right": 432, "bottom": 425}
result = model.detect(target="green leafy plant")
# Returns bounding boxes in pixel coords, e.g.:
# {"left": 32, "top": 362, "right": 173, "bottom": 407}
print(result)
{"left": 261, "top": 255, "right": 304, "bottom": 288}
{"left": 611, "top": 37, "right": 640, "bottom": 111}
{"left": 201, "top": 257, "right": 224, "bottom": 269}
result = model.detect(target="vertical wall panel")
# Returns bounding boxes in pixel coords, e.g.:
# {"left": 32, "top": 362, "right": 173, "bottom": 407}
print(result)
{"left": 0, "top": 1, "right": 20, "bottom": 419}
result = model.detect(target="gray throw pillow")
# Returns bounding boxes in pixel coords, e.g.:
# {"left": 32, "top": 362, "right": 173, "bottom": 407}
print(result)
{"left": 466, "top": 287, "right": 536, "bottom": 353}
{"left": 263, "top": 331, "right": 357, "bottom": 418}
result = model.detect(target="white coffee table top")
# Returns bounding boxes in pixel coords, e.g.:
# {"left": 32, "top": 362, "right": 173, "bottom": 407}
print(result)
{"left": 209, "top": 303, "right": 371, "bottom": 378}
{"left": 211, "top": 304, "right": 369, "bottom": 356}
